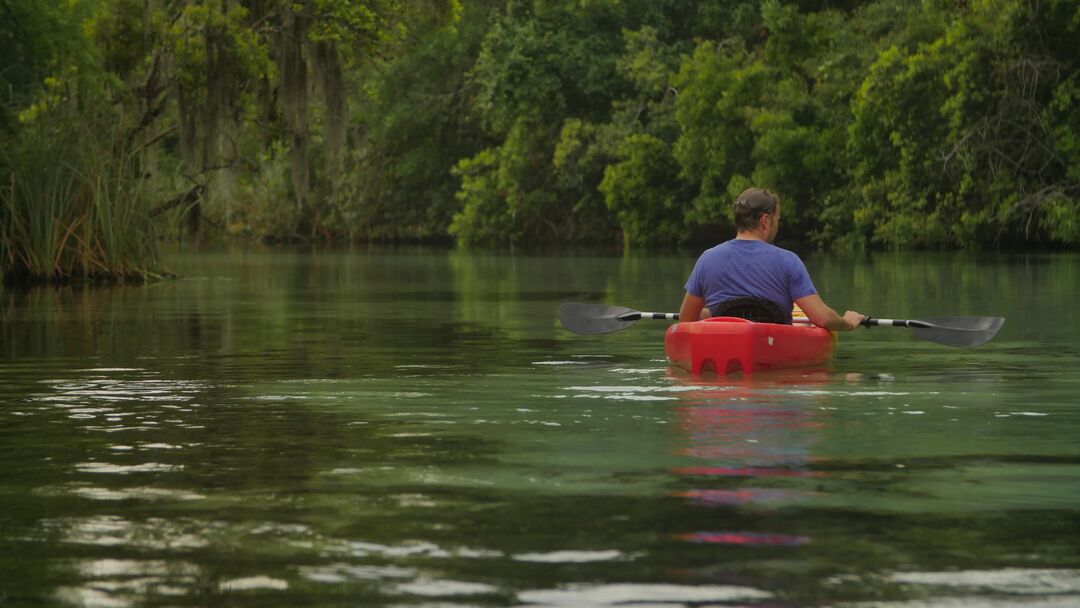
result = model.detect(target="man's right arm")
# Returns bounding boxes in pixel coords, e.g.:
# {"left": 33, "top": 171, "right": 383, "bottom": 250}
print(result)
{"left": 680, "top": 292, "right": 708, "bottom": 322}
{"left": 795, "top": 293, "right": 864, "bottom": 331}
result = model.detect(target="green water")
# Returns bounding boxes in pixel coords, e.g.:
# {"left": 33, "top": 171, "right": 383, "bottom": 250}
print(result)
{"left": 2, "top": 249, "right": 1079, "bottom": 607}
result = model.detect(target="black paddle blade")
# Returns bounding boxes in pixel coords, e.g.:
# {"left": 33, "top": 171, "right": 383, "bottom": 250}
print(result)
{"left": 910, "top": 316, "right": 1005, "bottom": 347}
{"left": 559, "top": 303, "right": 639, "bottom": 335}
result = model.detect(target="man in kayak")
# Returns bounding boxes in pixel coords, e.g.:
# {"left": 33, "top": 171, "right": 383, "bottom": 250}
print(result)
{"left": 678, "top": 187, "right": 865, "bottom": 331}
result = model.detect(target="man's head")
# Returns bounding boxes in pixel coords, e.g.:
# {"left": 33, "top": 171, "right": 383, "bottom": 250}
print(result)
{"left": 732, "top": 188, "right": 781, "bottom": 242}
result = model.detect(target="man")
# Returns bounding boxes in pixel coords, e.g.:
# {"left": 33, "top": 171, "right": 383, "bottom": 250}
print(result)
{"left": 679, "top": 187, "right": 864, "bottom": 332}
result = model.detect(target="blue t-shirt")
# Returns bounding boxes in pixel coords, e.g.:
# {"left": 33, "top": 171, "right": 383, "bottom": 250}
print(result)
{"left": 684, "top": 239, "right": 817, "bottom": 324}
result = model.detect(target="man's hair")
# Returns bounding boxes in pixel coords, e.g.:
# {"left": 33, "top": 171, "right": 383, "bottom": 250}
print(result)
{"left": 732, "top": 188, "right": 780, "bottom": 231}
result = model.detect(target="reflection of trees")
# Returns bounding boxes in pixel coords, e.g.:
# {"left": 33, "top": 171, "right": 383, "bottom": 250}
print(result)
{"left": 809, "top": 252, "right": 1080, "bottom": 325}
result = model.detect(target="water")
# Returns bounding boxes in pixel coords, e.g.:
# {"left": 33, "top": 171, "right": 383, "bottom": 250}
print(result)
{"left": 2, "top": 248, "right": 1079, "bottom": 606}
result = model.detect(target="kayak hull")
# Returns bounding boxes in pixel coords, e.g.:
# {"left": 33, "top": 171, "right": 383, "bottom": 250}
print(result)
{"left": 665, "top": 317, "right": 834, "bottom": 375}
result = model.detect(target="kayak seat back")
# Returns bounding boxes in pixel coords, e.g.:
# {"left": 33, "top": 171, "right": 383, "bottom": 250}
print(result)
{"left": 709, "top": 296, "right": 787, "bottom": 324}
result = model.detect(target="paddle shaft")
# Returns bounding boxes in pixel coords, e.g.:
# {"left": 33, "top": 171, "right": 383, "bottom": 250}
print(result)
{"left": 862, "top": 318, "right": 930, "bottom": 328}
{"left": 626, "top": 314, "right": 947, "bottom": 330}
{"left": 619, "top": 311, "right": 679, "bottom": 321}
{"left": 631, "top": 312, "right": 813, "bottom": 323}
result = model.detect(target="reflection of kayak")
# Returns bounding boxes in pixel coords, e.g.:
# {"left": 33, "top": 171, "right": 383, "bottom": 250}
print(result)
{"left": 665, "top": 317, "right": 834, "bottom": 375}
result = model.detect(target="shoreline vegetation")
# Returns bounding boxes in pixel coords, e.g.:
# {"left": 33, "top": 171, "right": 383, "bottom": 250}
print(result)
{"left": 1, "top": 112, "right": 172, "bottom": 285}
{"left": 1, "top": 0, "right": 1078, "bottom": 284}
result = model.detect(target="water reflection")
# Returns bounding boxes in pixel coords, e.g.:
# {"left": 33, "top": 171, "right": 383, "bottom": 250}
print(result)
{"left": 393, "top": 578, "right": 498, "bottom": 598}
{"left": 516, "top": 582, "right": 773, "bottom": 606}
{"left": 668, "top": 373, "right": 829, "bottom": 548}
{"left": 46, "top": 515, "right": 213, "bottom": 549}
{"left": 55, "top": 559, "right": 201, "bottom": 608}
{"left": 832, "top": 568, "right": 1080, "bottom": 607}
{"left": 30, "top": 370, "right": 207, "bottom": 435}
{"left": 299, "top": 562, "right": 414, "bottom": 583}
{"left": 677, "top": 531, "right": 811, "bottom": 546}
{"left": 2, "top": 250, "right": 1080, "bottom": 607}
{"left": 63, "top": 486, "right": 205, "bottom": 502}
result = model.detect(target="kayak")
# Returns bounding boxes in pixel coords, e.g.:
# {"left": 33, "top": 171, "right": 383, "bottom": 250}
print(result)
{"left": 664, "top": 317, "right": 835, "bottom": 375}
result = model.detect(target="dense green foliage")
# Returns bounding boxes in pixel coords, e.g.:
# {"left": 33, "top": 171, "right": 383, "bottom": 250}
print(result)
{"left": 445, "top": 0, "right": 1080, "bottom": 249}
{"left": 2, "top": 0, "right": 1078, "bottom": 270}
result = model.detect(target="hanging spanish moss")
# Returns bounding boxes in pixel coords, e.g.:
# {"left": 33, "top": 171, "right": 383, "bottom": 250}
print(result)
{"left": 316, "top": 41, "right": 347, "bottom": 190}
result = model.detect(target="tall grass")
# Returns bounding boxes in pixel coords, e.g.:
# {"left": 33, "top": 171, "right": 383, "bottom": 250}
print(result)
{"left": 0, "top": 113, "right": 167, "bottom": 285}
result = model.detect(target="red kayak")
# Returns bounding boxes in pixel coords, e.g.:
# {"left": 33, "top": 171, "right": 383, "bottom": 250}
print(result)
{"left": 665, "top": 317, "right": 835, "bottom": 375}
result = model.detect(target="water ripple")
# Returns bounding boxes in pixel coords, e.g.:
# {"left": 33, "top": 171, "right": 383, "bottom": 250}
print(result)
{"left": 300, "top": 563, "right": 415, "bottom": 583}
{"left": 512, "top": 550, "right": 627, "bottom": 563}
{"left": 394, "top": 578, "right": 498, "bottom": 597}
{"left": 517, "top": 583, "right": 773, "bottom": 606}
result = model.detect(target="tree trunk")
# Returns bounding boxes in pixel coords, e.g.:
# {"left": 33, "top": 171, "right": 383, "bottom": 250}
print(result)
{"left": 176, "top": 81, "right": 202, "bottom": 238}
{"left": 279, "top": 8, "right": 310, "bottom": 231}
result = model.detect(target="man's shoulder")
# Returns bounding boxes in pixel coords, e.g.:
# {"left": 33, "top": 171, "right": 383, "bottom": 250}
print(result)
{"left": 701, "top": 240, "right": 805, "bottom": 264}
{"left": 744, "top": 241, "right": 801, "bottom": 259}
{"left": 758, "top": 243, "right": 809, "bottom": 273}
{"left": 769, "top": 243, "right": 804, "bottom": 260}
{"left": 698, "top": 240, "right": 737, "bottom": 257}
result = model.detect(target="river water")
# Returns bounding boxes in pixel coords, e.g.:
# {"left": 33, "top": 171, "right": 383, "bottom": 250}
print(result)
{"left": 1, "top": 248, "right": 1078, "bottom": 606}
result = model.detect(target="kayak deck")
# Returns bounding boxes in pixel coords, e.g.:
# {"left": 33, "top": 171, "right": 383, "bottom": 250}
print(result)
{"left": 665, "top": 317, "right": 834, "bottom": 375}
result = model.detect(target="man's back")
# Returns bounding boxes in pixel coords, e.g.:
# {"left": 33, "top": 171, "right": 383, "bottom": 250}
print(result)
{"left": 679, "top": 187, "right": 863, "bottom": 332}
{"left": 684, "top": 240, "right": 816, "bottom": 325}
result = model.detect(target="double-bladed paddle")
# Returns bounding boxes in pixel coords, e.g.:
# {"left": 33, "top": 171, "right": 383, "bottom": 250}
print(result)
{"left": 858, "top": 316, "right": 1005, "bottom": 347}
{"left": 557, "top": 303, "right": 1005, "bottom": 348}
{"left": 558, "top": 303, "right": 677, "bottom": 335}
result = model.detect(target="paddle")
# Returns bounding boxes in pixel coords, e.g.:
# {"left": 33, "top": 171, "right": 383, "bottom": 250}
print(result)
{"left": 859, "top": 316, "right": 1005, "bottom": 348}
{"left": 558, "top": 303, "right": 677, "bottom": 335}
{"left": 558, "top": 303, "right": 1005, "bottom": 347}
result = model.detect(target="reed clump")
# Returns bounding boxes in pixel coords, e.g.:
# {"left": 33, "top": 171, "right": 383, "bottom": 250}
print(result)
{"left": 0, "top": 114, "right": 168, "bottom": 285}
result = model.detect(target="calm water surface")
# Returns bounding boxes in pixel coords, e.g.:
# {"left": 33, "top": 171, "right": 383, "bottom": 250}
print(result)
{"left": 2, "top": 248, "right": 1079, "bottom": 606}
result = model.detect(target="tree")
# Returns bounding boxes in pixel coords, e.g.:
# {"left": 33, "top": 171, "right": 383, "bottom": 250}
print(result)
{"left": 450, "top": 1, "right": 629, "bottom": 244}
{"left": 849, "top": 0, "right": 1080, "bottom": 249}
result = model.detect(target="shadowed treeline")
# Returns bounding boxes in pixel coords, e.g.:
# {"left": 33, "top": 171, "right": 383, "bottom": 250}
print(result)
{"left": 2, "top": 1, "right": 1078, "bottom": 285}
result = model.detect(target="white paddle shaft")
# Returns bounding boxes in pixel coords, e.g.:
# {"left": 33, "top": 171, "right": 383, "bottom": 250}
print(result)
{"left": 634, "top": 312, "right": 679, "bottom": 320}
